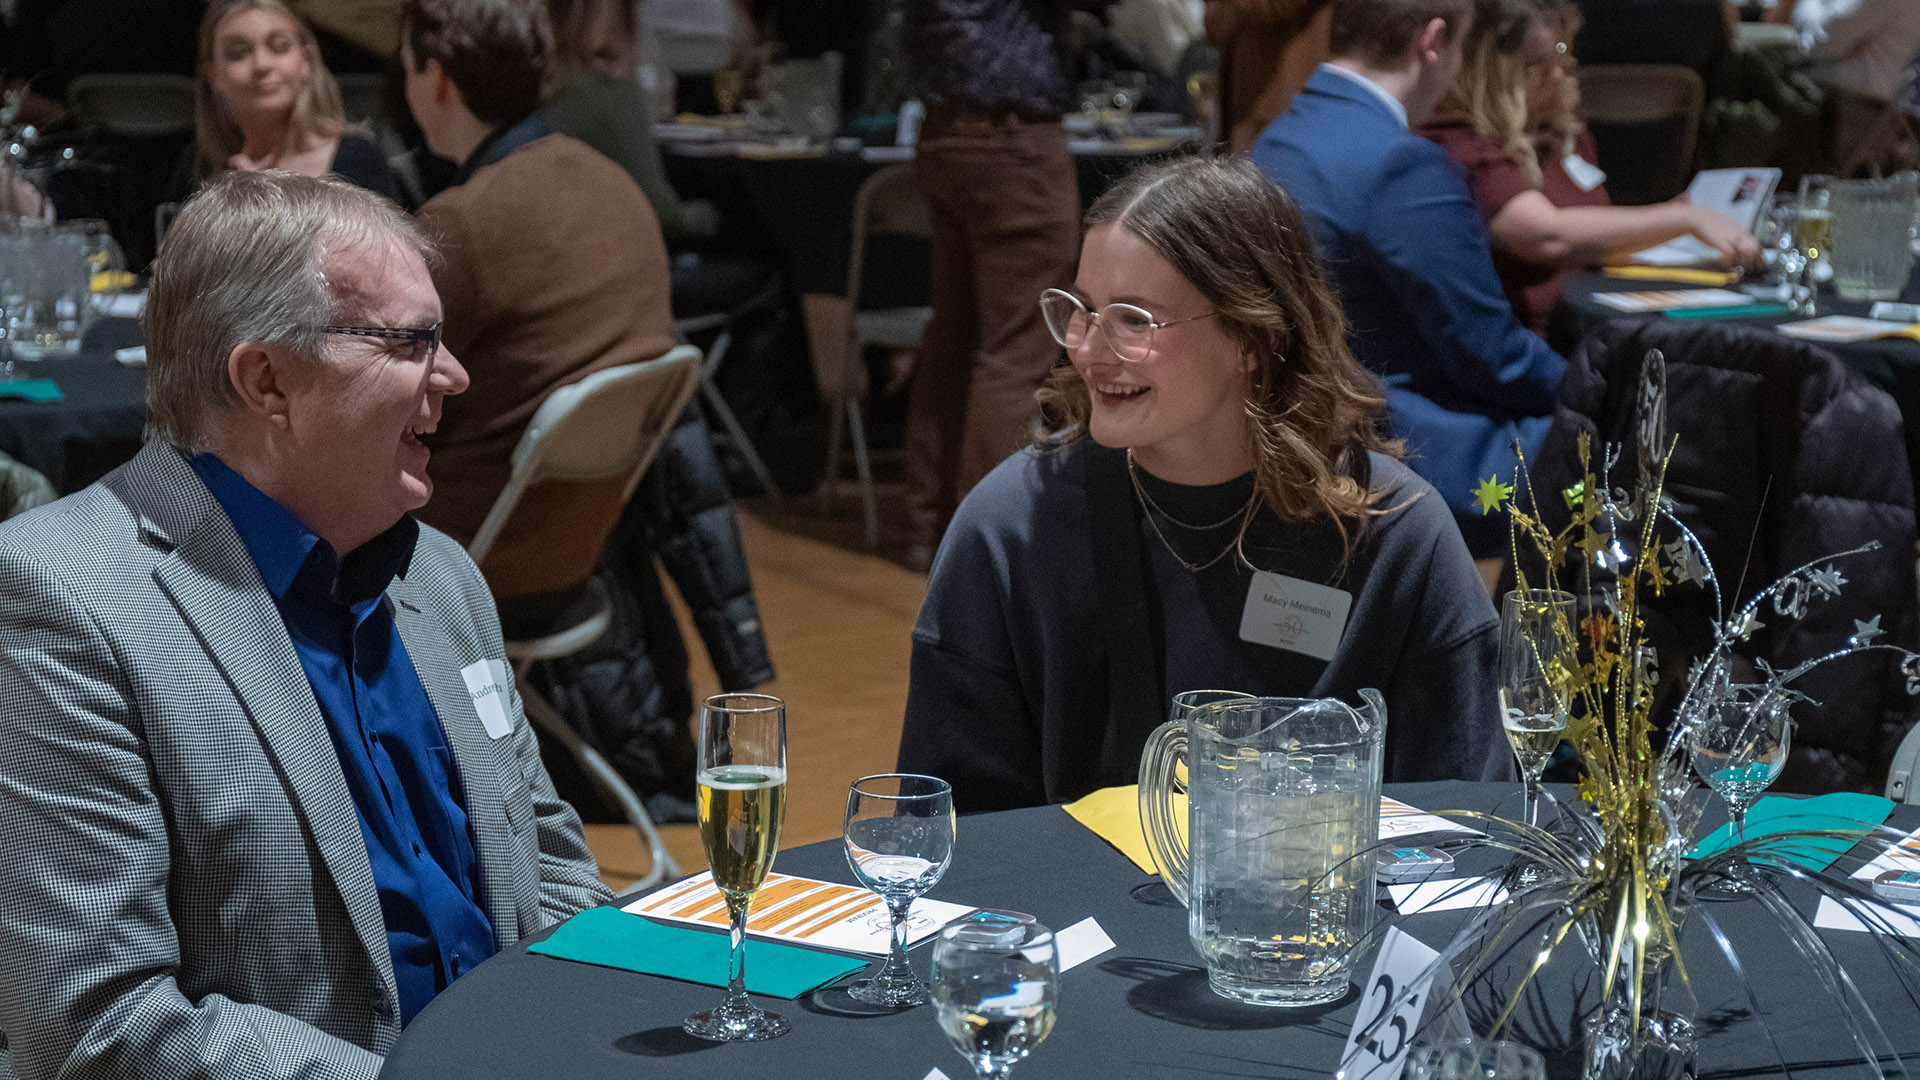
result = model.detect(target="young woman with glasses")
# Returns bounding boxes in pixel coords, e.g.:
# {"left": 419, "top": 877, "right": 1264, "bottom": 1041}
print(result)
{"left": 896, "top": 155, "right": 1512, "bottom": 814}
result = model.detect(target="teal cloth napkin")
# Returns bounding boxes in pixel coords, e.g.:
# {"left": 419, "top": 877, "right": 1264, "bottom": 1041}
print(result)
{"left": 1687, "top": 791, "right": 1895, "bottom": 871}
{"left": 1664, "top": 303, "right": 1789, "bottom": 319}
{"left": 527, "top": 905, "right": 867, "bottom": 999}
{"left": 0, "top": 379, "right": 63, "bottom": 402}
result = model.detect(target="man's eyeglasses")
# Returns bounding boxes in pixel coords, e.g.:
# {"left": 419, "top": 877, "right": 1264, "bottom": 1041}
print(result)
{"left": 318, "top": 322, "right": 443, "bottom": 361}
{"left": 1039, "top": 289, "right": 1215, "bottom": 363}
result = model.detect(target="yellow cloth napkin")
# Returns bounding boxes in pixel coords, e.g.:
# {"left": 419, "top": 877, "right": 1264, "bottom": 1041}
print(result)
{"left": 1063, "top": 784, "right": 1184, "bottom": 875}
{"left": 1602, "top": 266, "right": 1741, "bottom": 286}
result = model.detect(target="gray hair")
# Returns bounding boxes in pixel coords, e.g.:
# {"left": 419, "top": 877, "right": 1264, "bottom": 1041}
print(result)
{"left": 144, "top": 170, "right": 430, "bottom": 452}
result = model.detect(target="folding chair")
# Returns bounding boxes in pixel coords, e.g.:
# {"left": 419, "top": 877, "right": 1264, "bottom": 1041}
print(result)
{"left": 467, "top": 346, "right": 702, "bottom": 891}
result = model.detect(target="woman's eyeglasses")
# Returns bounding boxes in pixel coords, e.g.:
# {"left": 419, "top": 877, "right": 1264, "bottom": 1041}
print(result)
{"left": 1039, "top": 288, "right": 1215, "bottom": 363}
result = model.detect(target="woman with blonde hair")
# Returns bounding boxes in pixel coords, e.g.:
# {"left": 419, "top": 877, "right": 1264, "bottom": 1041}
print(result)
{"left": 176, "top": 0, "right": 396, "bottom": 199}
{"left": 896, "top": 155, "right": 1511, "bottom": 813}
{"left": 1417, "top": 0, "right": 1757, "bottom": 335}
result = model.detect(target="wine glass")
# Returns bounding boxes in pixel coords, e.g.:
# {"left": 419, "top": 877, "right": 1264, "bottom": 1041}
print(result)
{"left": 682, "top": 693, "right": 791, "bottom": 1042}
{"left": 844, "top": 772, "right": 956, "bottom": 1007}
{"left": 1688, "top": 688, "right": 1792, "bottom": 893}
{"left": 1405, "top": 1040, "right": 1548, "bottom": 1080}
{"left": 931, "top": 918, "right": 1059, "bottom": 1080}
{"left": 1499, "top": 590, "right": 1575, "bottom": 836}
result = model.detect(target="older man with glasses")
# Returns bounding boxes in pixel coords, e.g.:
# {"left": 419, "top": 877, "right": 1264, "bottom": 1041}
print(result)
{"left": 0, "top": 170, "right": 610, "bottom": 1080}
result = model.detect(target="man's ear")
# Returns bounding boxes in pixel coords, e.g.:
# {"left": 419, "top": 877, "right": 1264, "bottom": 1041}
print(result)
{"left": 426, "top": 57, "right": 462, "bottom": 110}
{"left": 1415, "top": 16, "right": 1451, "bottom": 62}
{"left": 227, "top": 341, "right": 295, "bottom": 430}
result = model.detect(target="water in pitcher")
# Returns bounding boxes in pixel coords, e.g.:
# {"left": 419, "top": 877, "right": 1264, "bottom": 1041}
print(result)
{"left": 1187, "top": 747, "right": 1374, "bottom": 1006}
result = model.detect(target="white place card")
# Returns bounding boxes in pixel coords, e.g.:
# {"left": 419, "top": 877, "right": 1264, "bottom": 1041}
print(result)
{"left": 1338, "top": 926, "right": 1446, "bottom": 1080}
{"left": 922, "top": 1069, "right": 955, "bottom": 1080}
{"left": 1814, "top": 895, "right": 1920, "bottom": 938}
{"left": 1387, "top": 877, "right": 1509, "bottom": 915}
{"left": 1052, "top": 916, "right": 1116, "bottom": 972}
{"left": 624, "top": 871, "right": 973, "bottom": 957}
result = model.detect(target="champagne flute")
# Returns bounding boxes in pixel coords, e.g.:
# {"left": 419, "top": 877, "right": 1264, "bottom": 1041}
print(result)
{"left": 683, "top": 693, "right": 791, "bottom": 1042}
{"left": 844, "top": 773, "right": 955, "bottom": 1007}
{"left": 1499, "top": 590, "right": 1575, "bottom": 836}
{"left": 1689, "top": 689, "right": 1791, "bottom": 893}
{"left": 1797, "top": 175, "right": 1834, "bottom": 317}
{"left": 931, "top": 919, "right": 1059, "bottom": 1080}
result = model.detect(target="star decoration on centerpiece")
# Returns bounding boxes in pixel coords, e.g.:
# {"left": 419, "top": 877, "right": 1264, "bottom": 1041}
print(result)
{"left": 1852, "top": 614, "right": 1886, "bottom": 646}
{"left": 1473, "top": 475, "right": 1514, "bottom": 515}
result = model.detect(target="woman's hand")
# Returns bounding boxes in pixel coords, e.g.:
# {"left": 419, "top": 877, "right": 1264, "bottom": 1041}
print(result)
{"left": 1687, "top": 206, "right": 1764, "bottom": 270}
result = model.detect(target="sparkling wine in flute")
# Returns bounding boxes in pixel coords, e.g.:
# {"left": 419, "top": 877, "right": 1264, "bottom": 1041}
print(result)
{"left": 938, "top": 993, "right": 1056, "bottom": 1070}
{"left": 1797, "top": 209, "right": 1833, "bottom": 260}
{"left": 1502, "top": 713, "right": 1564, "bottom": 778}
{"left": 698, "top": 765, "right": 787, "bottom": 897}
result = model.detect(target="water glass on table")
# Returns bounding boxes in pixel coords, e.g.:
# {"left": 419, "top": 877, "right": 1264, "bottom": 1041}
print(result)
{"left": 1405, "top": 1040, "right": 1548, "bottom": 1080}
{"left": 931, "top": 918, "right": 1059, "bottom": 1080}
{"left": 683, "top": 692, "right": 791, "bottom": 1042}
{"left": 843, "top": 772, "right": 955, "bottom": 1007}
{"left": 1499, "top": 589, "right": 1574, "bottom": 836}
{"left": 1689, "top": 688, "right": 1792, "bottom": 893}
{"left": 1796, "top": 175, "right": 1835, "bottom": 316}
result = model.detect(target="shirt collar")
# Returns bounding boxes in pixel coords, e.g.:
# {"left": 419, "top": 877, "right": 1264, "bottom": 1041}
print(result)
{"left": 188, "top": 453, "right": 418, "bottom": 606}
{"left": 455, "top": 111, "right": 555, "bottom": 185}
{"left": 1317, "top": 62, "right": 1410, "bottom": 129}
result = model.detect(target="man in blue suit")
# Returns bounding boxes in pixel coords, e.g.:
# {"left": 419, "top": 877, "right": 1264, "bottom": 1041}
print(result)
{"left": 1251, "top": 0, "right": 1565, "bottom": 570}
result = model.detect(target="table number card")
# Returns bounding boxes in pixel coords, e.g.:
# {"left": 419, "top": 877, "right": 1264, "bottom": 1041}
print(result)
{"left": 1338, "top": 927, "right": 1463, "bottom": 1080}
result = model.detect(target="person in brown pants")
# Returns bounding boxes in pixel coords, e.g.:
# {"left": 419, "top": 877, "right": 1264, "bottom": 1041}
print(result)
{"left": 906, "top": 114, "right": 1080, "bottom": 566}
{"left": 902, "top": 0, "right": 1084, "bottom": 569}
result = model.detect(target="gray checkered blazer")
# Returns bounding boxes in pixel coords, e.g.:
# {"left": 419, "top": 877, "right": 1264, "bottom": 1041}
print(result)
{"left": 0, "top": 442, "right": 613, "bottom": 1080}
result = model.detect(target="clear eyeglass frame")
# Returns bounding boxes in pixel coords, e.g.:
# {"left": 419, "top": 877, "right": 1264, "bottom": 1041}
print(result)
{"left": 1038, "top": 288, "right": 1215, "bottom": 363}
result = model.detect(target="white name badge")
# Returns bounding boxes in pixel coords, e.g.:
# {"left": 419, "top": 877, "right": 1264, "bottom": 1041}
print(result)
{"left": 459, "top": 658, "right": 515, "bottom": 739}
{"left": 1238, "top": 571, "right": 1352, "bottom": 660}
{"left": 1564, "top": 153, "right": 1606, "bottom": 192}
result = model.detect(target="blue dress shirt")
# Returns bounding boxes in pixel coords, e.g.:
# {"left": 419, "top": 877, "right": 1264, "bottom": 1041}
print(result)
{"left": 190, "top": 455, "right": 497, "bottom": 1025}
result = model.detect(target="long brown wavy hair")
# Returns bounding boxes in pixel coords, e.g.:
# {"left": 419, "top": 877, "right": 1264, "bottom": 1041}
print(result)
{"left": 1035, "top": 155, "right": 1400, "bottom": 554}
{"left": 193, "top": 0, "right": 346, "bottom": 173}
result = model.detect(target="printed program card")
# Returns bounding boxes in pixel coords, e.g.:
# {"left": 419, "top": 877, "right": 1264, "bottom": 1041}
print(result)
{"left": 624, "top": 871, "right": 973, "bottom": 957}
{"left": 1590, "top": 288, "right": 1752, "bottom": 313}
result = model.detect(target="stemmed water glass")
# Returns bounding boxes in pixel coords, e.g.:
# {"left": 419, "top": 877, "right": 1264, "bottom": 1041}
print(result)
{"left": 1499, "top": 590, "right": 1575, "bottom": 834}
{"left": 683, "top": 693, "right": 791, "bottom": 1042}
{"left": 931, "top": 918, "right": 1059, "bottom": 1080}
{"left": 1689, "top": 689, "right": 1792, "bottom": 893}
{"left": 844, "top": 772, "right": 956, "bottom": 1006}
{"left": 1405, "top": 1040, "right": 1548, "bottom": 1080}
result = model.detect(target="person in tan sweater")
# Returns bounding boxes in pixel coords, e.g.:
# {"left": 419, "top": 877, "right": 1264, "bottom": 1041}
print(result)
{"left": 400, "top": 0, "right": 675, "bottom": 546}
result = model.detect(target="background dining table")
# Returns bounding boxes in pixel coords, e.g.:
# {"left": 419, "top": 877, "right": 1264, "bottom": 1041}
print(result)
{"left": 0, "top": 316, "right": 145, "bottom": 495}
{"left": 381, "top": 780, "right": 1920, "bottom": 1080}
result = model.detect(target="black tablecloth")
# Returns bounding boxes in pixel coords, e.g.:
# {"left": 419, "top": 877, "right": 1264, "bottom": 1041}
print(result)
{"left": 0, "top": 318, "right": 146, "bottom": 495}
{"left": 383, "top": 781, "right": 1920, "bottom": 1080}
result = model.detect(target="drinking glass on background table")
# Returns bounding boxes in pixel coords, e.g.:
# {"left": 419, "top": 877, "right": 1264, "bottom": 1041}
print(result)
{"left": 0, "top": 227, "right": 90, "bottom": 360}
{"left": 844, "top": 772, "right": 955, "bottom": 1007}
{"left": 683, "top": 693, "right": 791, "bottom": 1042}
{"left": 1405, "top": 1040, "right": 1548, "bottom": 1080}
{"left": 1756, "top": 196, "right": 1799, "bottom": 293}
{"left": 1499, "top": 590, "right": 1574, "bottom": 837}
{"left": 931, "top": 918, "right": 1059, "bottom": 1080}
{"left": 1689, "top": 688, "right": 1791, "bottom": 894}
{"left": 1797, "top": 174, "right": 1834, "bottom": 316}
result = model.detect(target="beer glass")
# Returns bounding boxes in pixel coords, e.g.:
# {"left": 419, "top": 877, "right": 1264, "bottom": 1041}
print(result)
{"left": 683, "top": 693, "right": 791, "bottom": 1041}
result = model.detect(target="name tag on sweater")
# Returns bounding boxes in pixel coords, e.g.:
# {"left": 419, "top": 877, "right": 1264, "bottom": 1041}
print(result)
{"left": 1239, "top": 572, "right": 1352, "bottom": 660}
{"left": 460, "top": 658, "right": 514, "bottom": 739}
{"left": 1564, "top": 153, "right": 1606, "bottom": 192}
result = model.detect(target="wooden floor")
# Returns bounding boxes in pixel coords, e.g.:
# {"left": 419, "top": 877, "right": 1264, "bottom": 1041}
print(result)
{"left": 583, "top": 490, "right": 927, "bottom": 891}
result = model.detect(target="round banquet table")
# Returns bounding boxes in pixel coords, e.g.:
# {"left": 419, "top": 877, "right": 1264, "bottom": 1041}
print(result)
{"left": 0, "top": 317, "right": 146, "bottom": 495}
{"left": 383, "top": 781, "right": 1920, "bottom": 1080}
